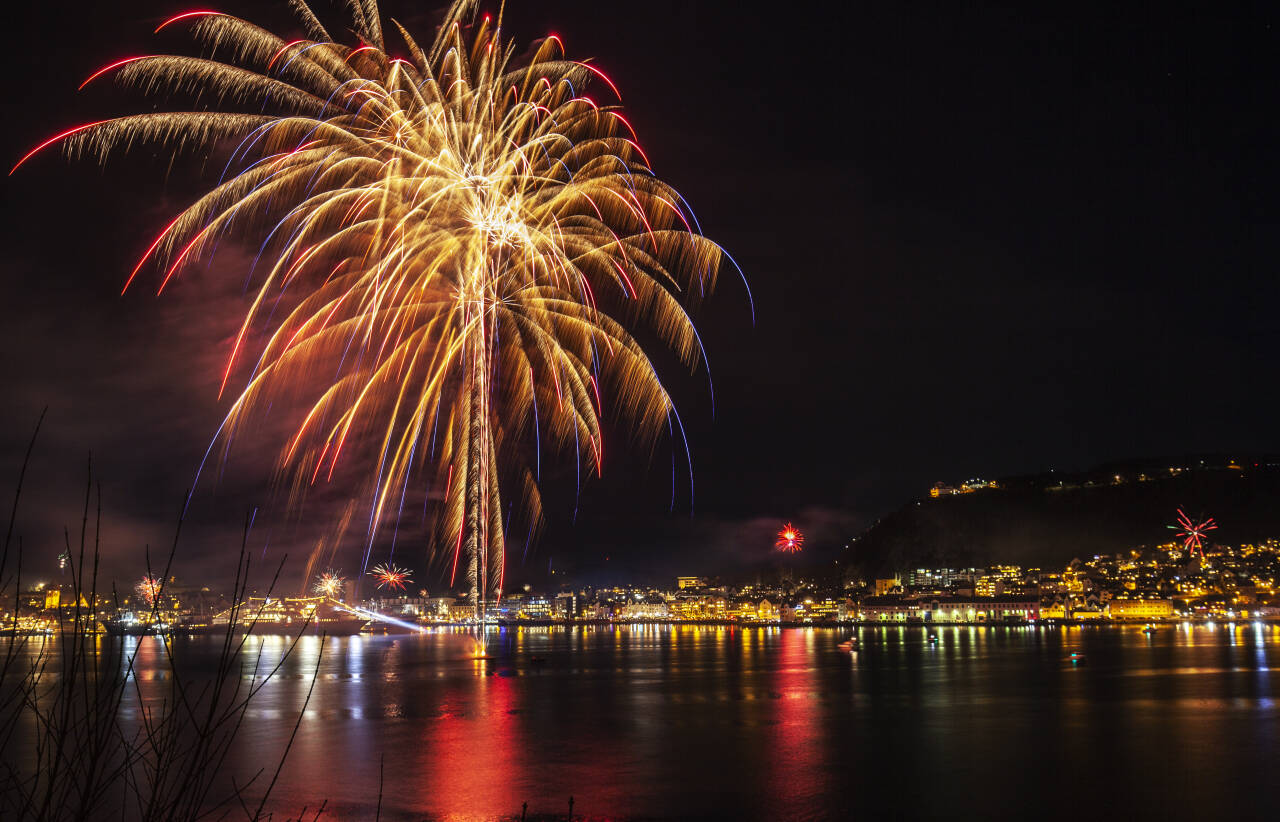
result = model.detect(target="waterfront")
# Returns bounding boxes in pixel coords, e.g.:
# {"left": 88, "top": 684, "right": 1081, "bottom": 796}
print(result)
{"left": 7, "top": 623, "right": 1272, "bottom": 820}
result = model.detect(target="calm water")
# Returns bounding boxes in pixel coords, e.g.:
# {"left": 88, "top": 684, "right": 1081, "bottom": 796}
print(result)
{"left": 14, "top": 624, "right": 1280, "bottom": 820}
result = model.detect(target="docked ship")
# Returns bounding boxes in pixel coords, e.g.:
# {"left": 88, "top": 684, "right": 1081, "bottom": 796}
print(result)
{"left": 208, "top": 596, "right": 367, "bottom": 636}
{"left": 101, "top": 612, "right": 175, "bottom": 636}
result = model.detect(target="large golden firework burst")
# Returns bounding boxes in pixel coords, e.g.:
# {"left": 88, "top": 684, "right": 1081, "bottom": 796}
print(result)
{"left": 20, "top": 0, "right": 731, "bottom": 612}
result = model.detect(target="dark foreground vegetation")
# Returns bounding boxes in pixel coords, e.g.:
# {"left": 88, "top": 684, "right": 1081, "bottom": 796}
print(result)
{"left": 1, "top": 416, "right": 590, "bottom": 822}
{"left": 0, "top": 415, "right": 325, "bottom": 821}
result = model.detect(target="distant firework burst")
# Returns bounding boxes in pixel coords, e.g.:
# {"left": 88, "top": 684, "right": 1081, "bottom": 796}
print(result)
{"left": 312, "top": 570, "right": 345, "bottom": 598}
{"left": 1169, "top": 508, "right": 1217, "bottom": 557}
{"left": 135, "top": 575, "right": 163, "bottom": 607}
{"left": 369, "top": 563, "right": 412, "bottom": 592}
{"left": 16, "top": 0, "right": 740, "bottom": 618}
{"left": 776, "top": 523, "right": 804, "bottom": 553}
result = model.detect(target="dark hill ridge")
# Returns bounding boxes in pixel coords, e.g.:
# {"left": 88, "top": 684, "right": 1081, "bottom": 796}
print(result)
{"left": 843, "top": 457, "right": 1280, "bottom": 577}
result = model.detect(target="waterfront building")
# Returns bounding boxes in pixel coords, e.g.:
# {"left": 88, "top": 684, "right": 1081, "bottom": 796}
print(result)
{"left": 1040, "top": 602, "right": 1067, "bottom": 619}
{"left": 856, "top": 596, "right": 921, "bottom": 622}
{"left": 741, "top": 598, "right": 779, "bottom": 622}
{"left": 670, "top": 594, "right": 728, "bottom": 621}
{"left": 1106, "top": 598, "right": 1175, "bottom": 620}
{"left": 554, "top": 592, "right": 583, "bottom": 619}
{"left": 917, "top": 595, "right": 1038, "bottom": 623}
{"left": 447, "top": 599, "right": 475, "bottom": 621}
{"left": 794, "top": 597, "right": 843, "bottom": 622}
{"left": 365, "top": 595, "right": 432, "bottom": 614}
{"left": 620, "top": 600, "right": 673, "bottom": 620}
{"left": 509, "top": 596, "right": 553, "bottom": 619}
{"left": 1073, "top": 606, "right": 1105, "bottom": 621}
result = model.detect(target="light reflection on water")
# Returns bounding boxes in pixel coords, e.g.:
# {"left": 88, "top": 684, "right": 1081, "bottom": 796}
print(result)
{"left": 12, "top": 624, "right": 1280, "bottom": 820}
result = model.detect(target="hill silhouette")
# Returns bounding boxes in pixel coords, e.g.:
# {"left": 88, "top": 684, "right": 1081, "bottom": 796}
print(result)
{"left": 843, "top": 456, "right": 1280, "bottom": 578}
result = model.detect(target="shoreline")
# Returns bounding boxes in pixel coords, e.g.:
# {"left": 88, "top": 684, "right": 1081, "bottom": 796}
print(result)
{"left": 6, "top": 618, "right": 1276, "bottom": 639}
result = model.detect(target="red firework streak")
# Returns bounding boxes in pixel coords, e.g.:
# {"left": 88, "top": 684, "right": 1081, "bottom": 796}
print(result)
{"left": 1168, "top": 508, "right": 1217, "bottom": 558}
{"left": 776, "top": 523, "right": 804, "bottom": 553}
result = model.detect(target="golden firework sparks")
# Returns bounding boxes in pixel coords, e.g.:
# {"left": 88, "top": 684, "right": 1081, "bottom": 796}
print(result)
{"left": 312, "top": 569, "right": 345, "bottom": 598}
{"left": 18, "top": 0, "right": 740, "bottom": 616}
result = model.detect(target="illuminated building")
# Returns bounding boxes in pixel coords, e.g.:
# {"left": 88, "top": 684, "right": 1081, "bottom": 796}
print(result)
{"left": 554, "top": 592, "right": 584, "bottom": 620}
{"left": 670, "top": 594, "right": 728, "bottom": 621}
{"left": 447, "top": 600, "right": 476, "bottom": 621}
{"left": 930, "top": 479, "right": 997, "bottom": 497}
{"left": 743, "top": 598, "right": 779, "bottom": 622}
{"left": 794, "top": 597, "right": 842, "bottom": 623}
{"left": 620, "top": 601, "right": 673, "bottom": 620}
{"left": 875, "top": 578, "right": 901, "bottom": 596}
{"left": 676, "top": 576, "right": 707, "bottom": 589}
{"left": 856, "top": 596, "right": 921, "bottom": 622}
{"left": 498, "top": 595, "right": 553, "bottom": 620}
{"left": 365, "top": 594, "right": 433, "bottom": 614}
{"left": 907, "top": 568, "right": 981, "bottom": 588}
{"left": 917, "top": 595, "right": 1038, "bottom": 623}
{"left": 1106, "top": 598, "right": 1174, "bottom": 620}
{"left": 19, "top": 586, "right": 50, "bottom": 612}
{"left": 1063, "top": 568, "right": 1094, "bottom": 594}
{"left": 1040, "top": 602, "right": 1067, "bottom": 619}
{"left": 975, "top": 577, "right": 1004, "bottom": 597}
{"left": 976, "top": 565, "right": 1027, "bottom": 597}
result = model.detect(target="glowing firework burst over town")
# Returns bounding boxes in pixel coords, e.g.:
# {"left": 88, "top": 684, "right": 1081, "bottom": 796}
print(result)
{"left": 135, "top": 575, "right": 163, "bottom": 607}
{"left": 1169, "top": 508, "right": 1217, "bottom": 558}
{"left": 776, "top": 523, "right": 803, "bottom": 553}
{"left": 15, "top": 0, "right": 737, "bottom": 616}
{"left": 369, "top": 562, "right": 412, "bottom": 592}
{"left": 312, "top": 570, "right": 345, "bottom": 598}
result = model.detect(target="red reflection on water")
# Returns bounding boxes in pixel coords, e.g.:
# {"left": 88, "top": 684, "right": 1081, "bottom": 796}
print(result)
{"left": 412, "top": 638, "right": 526, "bottom": 818}
{"left": 767, "top": 628, "right": 825, "bottom": 814}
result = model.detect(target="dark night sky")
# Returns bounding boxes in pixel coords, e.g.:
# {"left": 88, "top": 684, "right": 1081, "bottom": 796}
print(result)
{"left": 2, "top": 1, "right": 1277, "bottom": 591}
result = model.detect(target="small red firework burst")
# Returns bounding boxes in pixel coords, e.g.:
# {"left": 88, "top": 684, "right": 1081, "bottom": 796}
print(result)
{"left": 776, "top": 523, "right": 804, "bottom": 553}
{"left": 1168, "top": 508, "right": 1217, "bottom": 558}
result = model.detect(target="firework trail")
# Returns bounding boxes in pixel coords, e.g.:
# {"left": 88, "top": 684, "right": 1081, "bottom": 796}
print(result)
{"left": 16, "top": 0, "right": 738, "bottom": 616}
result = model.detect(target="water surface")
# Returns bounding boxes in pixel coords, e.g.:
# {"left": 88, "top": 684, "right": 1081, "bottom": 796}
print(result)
{"left": 18, "top": 624, "right": 1280, "bottom": 819}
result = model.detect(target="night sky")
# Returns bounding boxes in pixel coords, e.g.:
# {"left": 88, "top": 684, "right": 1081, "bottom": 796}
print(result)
{"left": 3, "top": 1, "right": 1277, "bottom": 591}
